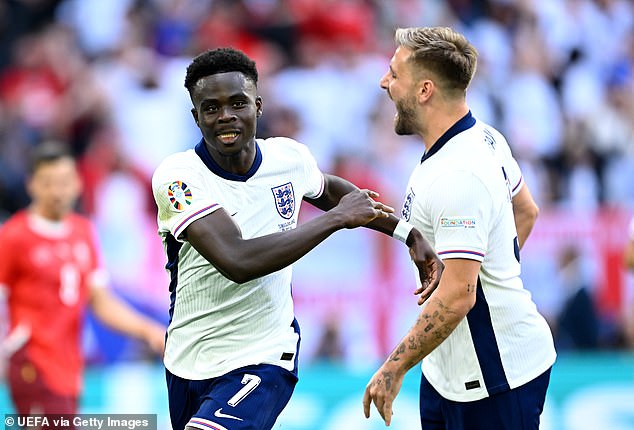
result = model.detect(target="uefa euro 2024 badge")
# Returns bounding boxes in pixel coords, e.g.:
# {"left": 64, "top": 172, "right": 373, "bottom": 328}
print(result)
{"left": 168, "top": 181, "right": 193, "bottom": 212}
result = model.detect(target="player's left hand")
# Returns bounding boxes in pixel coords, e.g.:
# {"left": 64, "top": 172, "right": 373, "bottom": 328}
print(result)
{"left": 362, "top": 363, "right": 405, "bottom": 426}
{"left": 142, "top": 322, "right": 166, "bottom": 357}
{"left": 408, "top": 230, "right": 444, "bottom": 305}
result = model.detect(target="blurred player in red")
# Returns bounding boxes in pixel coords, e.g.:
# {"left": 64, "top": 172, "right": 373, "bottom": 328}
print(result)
{"left": 624, "top": 216, "right": 634, "bottom": 347}
{"left": 0, "top": 141, "right": 165, "bottom": 415}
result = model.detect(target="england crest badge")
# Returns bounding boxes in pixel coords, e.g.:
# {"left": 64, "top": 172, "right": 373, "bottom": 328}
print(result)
{"left": 402, "top": 188, "right": 415, "bottom": 221}
{"left": 271, "top": 182, "right": 295, "bottom": 219}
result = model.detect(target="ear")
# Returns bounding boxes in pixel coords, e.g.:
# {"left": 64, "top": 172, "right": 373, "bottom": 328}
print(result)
{"left": 191, "top": 108, "right": 199, "bottom": 125}
{"left": 417, "top": 79, "right": 434, "bottom": 104}
{"left": 256, "top": 96, "right": 263, "bottom": 118}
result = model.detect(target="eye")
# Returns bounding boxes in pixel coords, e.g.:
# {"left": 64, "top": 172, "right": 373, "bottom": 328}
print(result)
{"left": 233, "top": 100, "right": 247, "bottom": 108}
{"left": 203, "top": 104, "right": 218, "bottom": 113}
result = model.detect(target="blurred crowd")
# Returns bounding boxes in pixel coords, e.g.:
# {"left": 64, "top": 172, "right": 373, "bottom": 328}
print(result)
{"left": 1, "top": 0, "right": 634, "bottom": 359}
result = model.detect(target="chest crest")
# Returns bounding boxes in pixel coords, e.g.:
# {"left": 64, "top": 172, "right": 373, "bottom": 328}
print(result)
{"left": 271, "top": 182, "right": 295, "bottom": 219}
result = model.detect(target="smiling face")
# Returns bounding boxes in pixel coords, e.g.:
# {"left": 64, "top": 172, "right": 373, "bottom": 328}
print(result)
{"left": 190, "top": 71, "right": 262, "bottom": 162}
{"left": 380, "top": 46, "right": 420, "bottom": 136}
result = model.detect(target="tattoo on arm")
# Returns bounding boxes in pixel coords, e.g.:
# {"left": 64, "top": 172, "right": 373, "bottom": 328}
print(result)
{"left": 389, "top": 297, "right": 460, "bottom": 367}
{"left": 382, "top": 371, "right": 393, "bottom": 391}
{"left": 389, "top": 343, "right": 406, "bottom": 362}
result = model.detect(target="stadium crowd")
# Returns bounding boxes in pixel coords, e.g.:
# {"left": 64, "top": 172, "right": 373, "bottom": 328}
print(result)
{"left": 1, "top": 0, "right": 633, "bottom": 362}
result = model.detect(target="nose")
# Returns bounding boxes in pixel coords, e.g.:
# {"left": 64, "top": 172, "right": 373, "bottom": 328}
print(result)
{"left": 218, "top": 106, "right": 236, "bottom": 122}
{"left": 379, "top": 71, "right": 389, "bottom": 90}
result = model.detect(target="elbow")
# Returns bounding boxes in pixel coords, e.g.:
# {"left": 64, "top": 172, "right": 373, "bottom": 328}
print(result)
{"left": 461, "top": 291, "right": 477, "bottom": 315}
{"left": 447, "top": 289, "right": 477, "bottom": 319}
{"left": 228, "top": 272, "right": 255, "bottom": 284}
{"left": 200, "top": 249, "right": 257, "bottom": 284}
{"left": 216, "top": 264, "right": 253, "bottom": 284}
{"left": 531, "top": 202, "right": 540, "bottom": 222}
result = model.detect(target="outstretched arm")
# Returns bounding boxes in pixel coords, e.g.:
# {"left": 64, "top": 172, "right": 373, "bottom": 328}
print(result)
{"left": 186, "top": 188, "right": 392, "bottom": 284}
{"left": 307, "top": 174, "right": 442, "bottom": 298}
{"left": 362, "top": 258, "right": 479, "bottom": 425}
{"left": 90, "top": 286, "right": 166, "bottom": 355}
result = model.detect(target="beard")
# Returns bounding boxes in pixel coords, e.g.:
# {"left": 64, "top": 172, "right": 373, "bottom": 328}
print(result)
{"left": 394, "top": 98, "right": 418, "bottom": 135}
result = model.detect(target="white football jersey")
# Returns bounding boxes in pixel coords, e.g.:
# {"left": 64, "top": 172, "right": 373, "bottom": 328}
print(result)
{"left": 152, "top": 137, "right": 324, "bottom": 380}
{"left": 400, "top": 112, "right": 556, "bottom": 402}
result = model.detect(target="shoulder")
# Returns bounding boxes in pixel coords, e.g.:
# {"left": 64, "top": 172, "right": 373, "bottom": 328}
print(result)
{"left": 0, "top": 212, "right": 27, "bottom": 239}
{"left": 259, "top": 136, "right": 309, "bottom": 154}
{"left": 67, "top": 213, "right": 94, "bottom": 229}
{"left": 154, "top": 149, "right": 198, "bottom": 173}
{"left": 152, "top": 149, "right": 199, "bottom": 185}
{"left": 258, "top": 136, "right": 317, "bottom": 165}
{"left": 474, "top": 119, "right": 513, "bottom": 155}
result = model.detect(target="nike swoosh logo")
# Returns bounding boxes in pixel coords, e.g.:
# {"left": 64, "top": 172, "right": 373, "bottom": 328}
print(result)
{"left": 214, "top": 408, "right": 243, "bottom": 421}
{"left": 230, "top": 212, "right": 238, "bottom": 217}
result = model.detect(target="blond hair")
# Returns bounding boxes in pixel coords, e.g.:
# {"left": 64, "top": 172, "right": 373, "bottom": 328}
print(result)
{"left": 395, "top": 27, "right": 478, "bottom": 95}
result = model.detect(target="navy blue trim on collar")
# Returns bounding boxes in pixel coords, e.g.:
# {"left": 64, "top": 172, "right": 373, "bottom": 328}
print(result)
{"left": 420, "top": 111, "right": 476, "bottom": 163}
{"left": 194, "top": 139, "right": 262, "bottom": 182}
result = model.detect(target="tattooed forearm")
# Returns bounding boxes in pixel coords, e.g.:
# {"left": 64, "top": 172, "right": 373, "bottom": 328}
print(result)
{"left": 389, "top": 342, "right": 406, "bottom": 362}
{"left": 391, "top": 297, "right": 462, "bottom": 367}
{"left": 408, "top": 335, "right": 416, "bottom": 350}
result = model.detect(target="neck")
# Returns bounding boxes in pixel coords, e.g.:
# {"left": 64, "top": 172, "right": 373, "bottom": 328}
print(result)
{"left": 206, "top": 141, "right": 257, "bottom": 176}
{"left": 419, "top": 101, "right": 470, "bottom": 151}
{"left": 29, "top": 204, "right": 66, "bottom": 222}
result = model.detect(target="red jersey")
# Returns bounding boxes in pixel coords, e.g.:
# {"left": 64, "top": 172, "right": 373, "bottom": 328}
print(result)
{"left": 0, "top": 211, "right": 106, "bottom": 396}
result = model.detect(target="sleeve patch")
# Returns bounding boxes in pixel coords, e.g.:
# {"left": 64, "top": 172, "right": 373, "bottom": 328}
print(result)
{"left": 168, "top": 181, "right": 193, "bottom": 212}
{"left": 440, "top": 217, "right": 477, "bottom": 229}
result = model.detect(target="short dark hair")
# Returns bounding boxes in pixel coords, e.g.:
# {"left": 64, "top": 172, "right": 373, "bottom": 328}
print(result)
{"left": 29, "top": 141, "right": 74, "bottom": 173}
{"left": 184, "top": 47, "right": 258, "bottom": 93}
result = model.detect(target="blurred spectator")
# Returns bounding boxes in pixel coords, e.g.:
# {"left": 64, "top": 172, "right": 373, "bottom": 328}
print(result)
{"left": 624, "top": 216, "right": 634, "bottom": 346}
{"left": 626, "top": 217, "right": 634, "bottom": 272}
{"left": 313, "top": 317, "right": 345, "bottom": 363}
{"left": 554, "top": 245, "right": 600, "bottom": 350}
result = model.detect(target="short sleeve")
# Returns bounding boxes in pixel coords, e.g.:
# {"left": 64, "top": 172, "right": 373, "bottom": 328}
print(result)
{"left": 504, "top": 154, "right": 523, "bottom": 197}
{"left": 0, "top": 223, "right": 18, "bottom": 294}
{"left": 295, "top": 141, "right": 325, "bottom": 199}
{"left": 152, "top": 156, "right": 222, "bottom": 241}
{"left": 427, "top": 171, "right": 493, "bottom": 262}
{"left": 494, "top": 133, "right": 523, "bottom": 197}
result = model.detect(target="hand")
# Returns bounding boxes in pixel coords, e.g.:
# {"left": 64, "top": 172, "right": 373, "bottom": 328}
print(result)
{"left": 334, "top": 189, "right": 394, "bottom": 229}
{"left": 408, "top": 229, "right": 444, "bottom": 305}
{"left": 362, "top": 363, "right": 405, "bottom": 426}
{"left": 141, "top": 322, "right": 166, "bottom": 357}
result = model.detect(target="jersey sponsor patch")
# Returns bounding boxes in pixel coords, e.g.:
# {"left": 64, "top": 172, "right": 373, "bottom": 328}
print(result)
{"left": 271, "top": 182, "right": 295, "bottom": 219}
{"left": 167, "top": 181, "right": 193, "bottom": 212}
{"left": 440, "top": 217, "right": 476, "bottom": 228}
